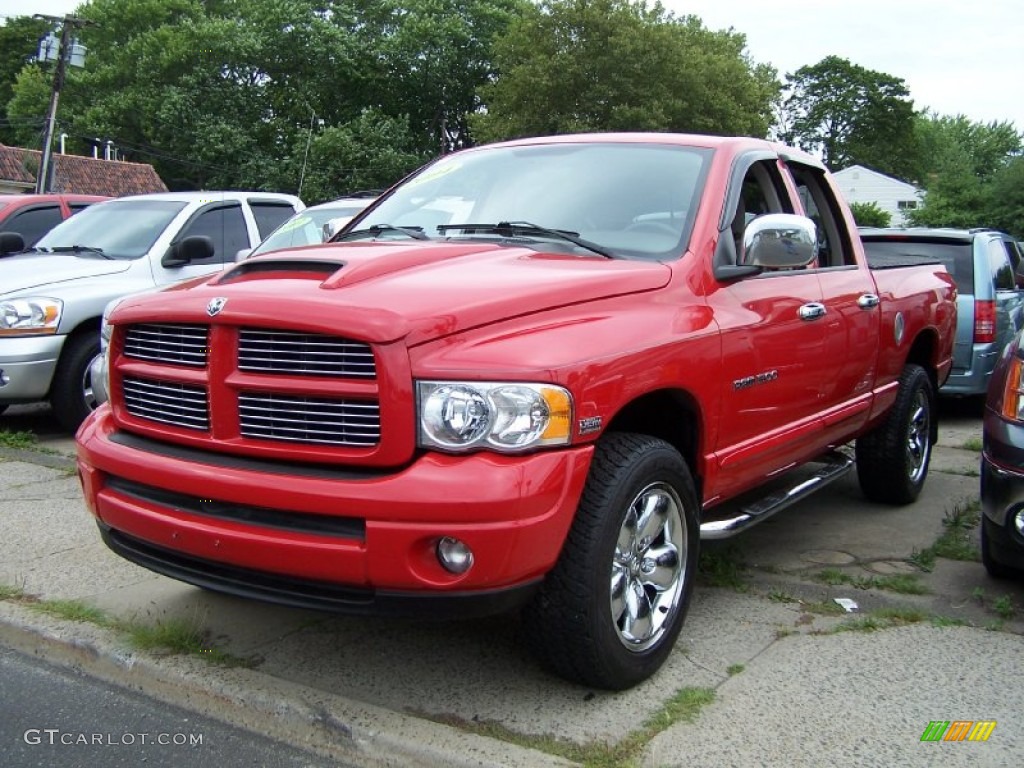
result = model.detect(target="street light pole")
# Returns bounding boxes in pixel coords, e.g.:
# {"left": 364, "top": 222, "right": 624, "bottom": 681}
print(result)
{"left": 34, "top": 14, "right": 93, "bottom": 194}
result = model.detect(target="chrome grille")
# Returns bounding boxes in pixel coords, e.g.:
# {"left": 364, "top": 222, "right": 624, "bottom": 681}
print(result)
{"left": 124, "top": 324, "right": 208, "bottom": 367}
{"left": 238, "top": 393, "right": 380, "bottom": 446}
{"left": 123, "top": 376, "right": 209, "bottom": 431}
{"left": 238, "top": 329, "right": 375, "bottom": 378}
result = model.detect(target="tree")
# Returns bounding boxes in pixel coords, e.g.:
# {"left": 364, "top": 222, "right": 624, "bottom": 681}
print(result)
{"left": 352, "top": 0, "right": 526, "bottom": 152}
{"left": 781, "top": 56, "right": 916, "bottom": 178}
{"left": 848, "top": 201, "right": 891, "bottom": 228}
{"left": 471, "top": 0, "right": 779, "bottom": 143}
{"left": 0, "top": 15, "right": 50, "bottom": 146}
{"left": 987, "top": 156, "right": 1024, "bottom": 238}
{"left": 907, "top": 113, "right": 1022, "bottom": 230}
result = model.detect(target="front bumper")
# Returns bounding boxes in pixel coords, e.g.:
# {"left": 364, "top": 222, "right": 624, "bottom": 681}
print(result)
{"left": 77, "top": 408, "right": 594, "bottom": 616}
{"left": 980, "top": 455, "right": 1024, "bottom": 571}
{"left": 0, "top": 335, "right": 65, "bottom": 402}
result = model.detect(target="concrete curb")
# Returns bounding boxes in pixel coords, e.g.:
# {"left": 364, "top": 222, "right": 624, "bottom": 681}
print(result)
{"left": 0, "top": 602, "right": 575, "bottom": 768}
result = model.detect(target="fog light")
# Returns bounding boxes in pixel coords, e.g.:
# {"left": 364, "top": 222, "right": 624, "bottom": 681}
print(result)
{"left": 1014, "top": 509, "right": 1024, "bottom": 537}
{"left": 436, "top": 536, "right": 474, "bottom": 574}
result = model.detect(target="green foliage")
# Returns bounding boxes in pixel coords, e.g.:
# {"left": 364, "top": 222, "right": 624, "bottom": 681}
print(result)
{"left": 848, "top": 201, "right": 891, "bottom": 228}
{"left": 0, "top": 15, "right": 50, "bottom": 146}
{"left": 907, "top": 114, "right": 1023, "bottom": 233}
{"left": 472, "top": 0, "right": 779, "bottom": 143}
{"left": 781, "top": 56, "right": 916, "bottom": 178}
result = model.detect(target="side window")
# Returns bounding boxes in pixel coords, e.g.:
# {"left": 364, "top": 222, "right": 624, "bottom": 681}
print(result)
{"left": 179, "top": 203, "right": 250, "bottom": 263}
{"left": 2, "top": 205, "right": 63, "bottom": 247}
{"left": 987, "top": 239, "right": 1016, "bottom": 291}
{"left": 786, "top": 163, "right": 855, "bottom": 267}
{"left": 250, "top": 201, "right": 296, "bottom": 239}
{"left": 728, "top": 159, "right": 792, "bottom": 260}
{"left": 68, "top": 202, "right": 96, "bottom": 215}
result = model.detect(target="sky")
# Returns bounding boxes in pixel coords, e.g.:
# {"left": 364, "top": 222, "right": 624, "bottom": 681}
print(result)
{"left": 3, "top": 0, "right": 1023, "bottom": 130}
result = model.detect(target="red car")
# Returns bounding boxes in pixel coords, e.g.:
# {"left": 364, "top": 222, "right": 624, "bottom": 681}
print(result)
{"left": 0, "top": 193, "right": 109, "bottom": 249}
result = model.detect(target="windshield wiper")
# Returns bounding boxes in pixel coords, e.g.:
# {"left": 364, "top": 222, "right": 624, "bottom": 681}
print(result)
{"left": 436, "top": 221, "right": 616, "bottom": 259}
{"left": 49, "top": 245, "right": 113, "bottom": 260}
{"left": 333, "top": 224, "right": 429, "bottom": 242}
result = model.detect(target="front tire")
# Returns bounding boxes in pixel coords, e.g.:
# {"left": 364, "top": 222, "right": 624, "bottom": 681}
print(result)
{"left": 523, "top": 433, "right": 699, "bottom": 690}
{"left": 856, "top": 363, "right": 934, "bottom": 505}
{"left": 50, "top": 333, "right": 101, "bottom": 433}
{"left": 981, "top": 518, "right": 1022, "bottom": 580}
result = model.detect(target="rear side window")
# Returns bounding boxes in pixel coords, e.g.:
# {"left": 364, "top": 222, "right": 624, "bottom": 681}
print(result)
{"left": 987, "top": 239, "right": 1017, "bottom": 291}
{"left": 250, "top": 201, "right": 297, "bottom": 239}
{"left": 861, "top": 238, "right": 975, "bottom": 294}
{"left": 68, "top": 202, "right": 97, "bottom": 214}
{"left": 2, "top": 205, "right": 63, "bottom": 247}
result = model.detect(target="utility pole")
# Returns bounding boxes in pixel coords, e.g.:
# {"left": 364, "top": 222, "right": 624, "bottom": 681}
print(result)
{"left": 34, "top": 14, "right": 93, "bottom": 194}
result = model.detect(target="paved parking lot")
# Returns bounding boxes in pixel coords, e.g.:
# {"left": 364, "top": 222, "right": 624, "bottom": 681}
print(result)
{"left": 1, "top": 401, "right": 1022, "bottom": 767}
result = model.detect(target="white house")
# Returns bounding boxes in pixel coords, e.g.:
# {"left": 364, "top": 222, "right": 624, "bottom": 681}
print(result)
{"left": 832, "top": 164, "right": 923, "bottom": 227}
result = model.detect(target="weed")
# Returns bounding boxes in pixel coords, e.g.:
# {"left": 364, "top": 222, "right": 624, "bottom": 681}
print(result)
{"left": 871, "top": 574, "right": 929, "bottom": 595}
{"left": 817, "top": 568, "right": 847, "bottom": 586}
{"left": 912, "top": 500, "right": 982, "bottom": 565}
{"left": 726, "top": 663, "right": 744, "bottom": 676}
{"left": 698, "top": 544, "right": 747, "bottom": 590}
{"left": 960, "top": 437, "right": 983, "bottom": 452}
{"left": 972, "top": 587, "right": 986, "bottom": 602}
{"left": 423, "top": 686, "right": 715, "bottom": 768}
{"left": 930, "top": 615, "right": 969, "bottom": 628}
{"left": 33, "top": 598, "right": 111, "bottom": 626}
{"left": 0, "top": 583, "right": 27, "bottom": 601}
{"left": 767, "top": 588, "right": 797, "bottom": 603}
{"left": 991, "top": 595, "right": 1016, "bottom": 620}
{"left": 800, "top": 600, "right": 845, "bottom": 616}
{"left": 0, "top": 430, "right": 38, "bottom": 450}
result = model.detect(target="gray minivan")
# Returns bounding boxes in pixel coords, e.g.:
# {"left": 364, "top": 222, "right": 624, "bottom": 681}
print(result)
{"left": 861, "top": 227, "right": 1024, "bottom": 396}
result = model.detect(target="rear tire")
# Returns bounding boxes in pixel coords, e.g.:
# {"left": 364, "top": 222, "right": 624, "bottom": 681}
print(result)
{"left": 856, "top": 364, "right": 934, "bottom": 505}
{"left": 522, "top": 432, "right": 699, "bottom": 690}
{"left": 50, "top": 333, "right": 101, "bottom": 433}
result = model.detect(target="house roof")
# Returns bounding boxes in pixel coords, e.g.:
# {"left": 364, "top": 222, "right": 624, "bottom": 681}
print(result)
{"left": 0, "top": 144, "right": 168, "bottom": 196}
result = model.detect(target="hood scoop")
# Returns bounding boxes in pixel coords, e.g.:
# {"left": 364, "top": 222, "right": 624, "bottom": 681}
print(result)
{"left": 216, "top": 258, "right": 346, "bottom": 284}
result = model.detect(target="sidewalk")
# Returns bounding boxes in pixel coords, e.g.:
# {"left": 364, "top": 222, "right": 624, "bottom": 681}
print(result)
{"left": 1, "top": 410, "right": 1021, "bottom": 767}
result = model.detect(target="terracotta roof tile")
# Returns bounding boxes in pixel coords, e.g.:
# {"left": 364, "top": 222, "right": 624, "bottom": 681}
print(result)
{"left": 0, "top": 144, "right": 167, "bottom": 196}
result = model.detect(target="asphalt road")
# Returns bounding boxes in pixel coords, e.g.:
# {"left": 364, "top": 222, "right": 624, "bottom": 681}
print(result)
{"left": 0, "top": 643, "right": 342, "bottom": 768}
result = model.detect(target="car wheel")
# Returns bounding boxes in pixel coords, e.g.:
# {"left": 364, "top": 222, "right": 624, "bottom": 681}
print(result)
{"left": 50, "top": 333, "right": 102, "bottom": 433}
{"left": 522, "top": 432, "right": 699, "bottom": 690}
{"left": 981, "top": 518, "right": 1021, "bottom": 580}
{"left": 855, "top": 364, "right": 934, "bottom": 505}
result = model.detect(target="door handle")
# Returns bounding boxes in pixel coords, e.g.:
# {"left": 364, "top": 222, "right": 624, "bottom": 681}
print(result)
{"left": 798, "top": 302, "right": 826, "bottom": 320}
{"left": 857, "top": 293, "right": 880, "bottom": 309}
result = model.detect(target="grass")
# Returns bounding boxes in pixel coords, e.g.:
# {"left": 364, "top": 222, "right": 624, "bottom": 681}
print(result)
{"left": 726, "top": 663, "right": 745, "bottom": 676}
{"left": 814, "top": 569, "right": 929, "bottom": 595}
{"left": 698, "top": 544, "right": 747, "bottom": 590}
{"left": 422, "top": 686, "right": 716, "bottom": 767}
{"left": 960, "top": 437, "right": 984, "bottom": 452}
{"left": 972, "top": 588, "right": 1018, "bottom": 620}
{"left": 0, "top": 582, "right": 244, "bottom": 665}
{"left": 908, "top": 499, "right": 982, "bottom": 571}
{"left": 0, "top": 429, "right": 39, "bottom": 450}
{"left": 767, "top": 588, "right": 798, "bottom": 603}
{"left": 824, "top": 606, "right": 930, "bottom": 634}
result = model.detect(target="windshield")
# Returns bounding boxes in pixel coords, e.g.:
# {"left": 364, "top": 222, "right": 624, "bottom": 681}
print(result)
{"left": 358, "top": 142, "right": 710, "bottom": 260}
{"left": 250, "top": 203, "right": 368, "bottom": 257}
{"left": 34, "top": 199, "right": 187, "bottom": 259}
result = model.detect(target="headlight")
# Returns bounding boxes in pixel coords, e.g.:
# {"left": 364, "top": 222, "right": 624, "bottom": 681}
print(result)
{"left": 0, "top": 298, "right": 63, "bottom": 335}
{"left": 417, "top": 381, "right": 573, "bottom": 452}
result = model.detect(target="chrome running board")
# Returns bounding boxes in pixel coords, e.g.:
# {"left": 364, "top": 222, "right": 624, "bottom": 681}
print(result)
{"left": 700, "top": 450, "right": 854, "bottom": 540}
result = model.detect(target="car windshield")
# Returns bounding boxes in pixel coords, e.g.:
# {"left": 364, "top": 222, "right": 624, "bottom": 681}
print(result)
{"left": 250, "top": 204, "right": 369, "bottom": 257}
{"left": 358, "top": 142, "right": 710, "bottom": 261}
{"left": 33, "top": 199, "right": 187, "bottom": 260}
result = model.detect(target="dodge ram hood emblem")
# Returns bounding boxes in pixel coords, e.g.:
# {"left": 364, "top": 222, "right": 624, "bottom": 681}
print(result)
{"left": 206, "top": 297, "right": 228, "bottom": 316}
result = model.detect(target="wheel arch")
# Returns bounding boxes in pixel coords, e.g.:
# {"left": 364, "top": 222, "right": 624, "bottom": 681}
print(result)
{"left": 46, "top": 317, "right": 102, "bottom": 397}
{"left": 903, "top": 329, "right": 940, "bottom": 443}
{"left": 602, "top": 388, "right": 704, "bottom": 498}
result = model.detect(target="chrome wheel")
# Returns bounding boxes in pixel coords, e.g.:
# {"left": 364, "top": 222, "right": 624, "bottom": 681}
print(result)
{"left": 905, "top": 388, "right": 930, "bottom": 484}
{"left": 610, "top": 481, "right": 687, "bottom": 652}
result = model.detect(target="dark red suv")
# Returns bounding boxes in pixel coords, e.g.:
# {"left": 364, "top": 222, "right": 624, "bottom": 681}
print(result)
{"left": 0, "top": 193, "right": 109, "bottom": 248}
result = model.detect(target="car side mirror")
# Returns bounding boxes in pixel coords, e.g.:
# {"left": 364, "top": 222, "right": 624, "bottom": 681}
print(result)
{"left": 0, "top": 231, "right": 25, "bottom": 257}
{"left": 740, "top": 214, "right": 819, "bottom": 270}
{"left": 162, "top": 235, "right": 215, "bottom": 268}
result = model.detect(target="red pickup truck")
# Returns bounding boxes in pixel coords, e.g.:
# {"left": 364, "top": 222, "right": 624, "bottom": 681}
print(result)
{"left": 76, "top": 134, "right": 956, "bottom": 689}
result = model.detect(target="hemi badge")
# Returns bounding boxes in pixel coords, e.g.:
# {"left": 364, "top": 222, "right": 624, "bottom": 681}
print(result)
{"left": 206, "top": 297, "right": 228, "bottom": 316}
{"left": 578, "top": 416, "right": 602, "bottom": 435}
